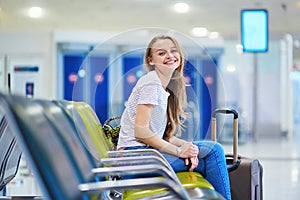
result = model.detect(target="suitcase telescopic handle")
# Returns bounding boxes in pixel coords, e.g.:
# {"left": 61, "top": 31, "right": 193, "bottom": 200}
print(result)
{"left": 211, "top": 108, "right": 238, "bottom": 164}
{"left": 212, "top": 108, "right": 238, "bottom": 119}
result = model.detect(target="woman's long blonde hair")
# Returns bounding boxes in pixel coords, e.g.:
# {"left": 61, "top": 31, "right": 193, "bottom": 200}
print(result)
{"left": 144, "top": 35, "right": 187, "bottom": 140}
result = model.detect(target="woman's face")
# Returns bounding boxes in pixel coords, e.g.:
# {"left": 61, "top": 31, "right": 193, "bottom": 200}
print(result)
{"left": 149, "top": 39, "right": 181, "bottom": 72}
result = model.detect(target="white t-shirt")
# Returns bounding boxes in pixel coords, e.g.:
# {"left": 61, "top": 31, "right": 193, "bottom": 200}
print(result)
{"left": 117, "top": 70, "right": 170, "bottom": 149}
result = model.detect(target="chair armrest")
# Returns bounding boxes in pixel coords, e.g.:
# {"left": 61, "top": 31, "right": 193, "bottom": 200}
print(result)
{"left": 100, "top": 155, "right": 169, "bottom": 170}
{"left": 78, "top": 177, "right": 190, "bottom": 200}
{"left": 107, "top": 149, "right": 172, "bottom": 170}
{"left": 91, "top": 164, "right": 178, "bottom": 183}
{"left": 101, "top": 154, "right": 182, "bottom": 186}
{"left": 107, "top": 149, "right": 165, "bottom": 161}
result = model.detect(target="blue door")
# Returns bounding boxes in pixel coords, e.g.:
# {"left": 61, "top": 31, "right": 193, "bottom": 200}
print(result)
{"left": 199, "top": 58, "right": 218, "bottom": 139}
{"left": 63, "top": 54, "right": 85, "bottom": 101}
{"left": 89, "top": 56, "right": 109, "bottom": 123}
{"left": 63, "top": 53, "right": 109, "bottom": 123}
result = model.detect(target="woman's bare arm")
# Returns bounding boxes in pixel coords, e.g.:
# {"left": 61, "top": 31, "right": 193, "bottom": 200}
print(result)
{"left": 134, "top": 104, "right": 181, "bottom": 156}
{"left": 134, "top": 104, "right": 197, "bottom": 158}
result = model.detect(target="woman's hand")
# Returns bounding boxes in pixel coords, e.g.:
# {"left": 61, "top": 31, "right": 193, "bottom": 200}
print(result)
{"left": 180, "top": 142, "right": 199, "bottom": 158}
{"left": 185, "top": 157, "right": 199, "bottom": 172}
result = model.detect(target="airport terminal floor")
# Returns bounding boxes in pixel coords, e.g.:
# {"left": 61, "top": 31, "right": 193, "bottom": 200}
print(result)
{"left": 222, "top": 124, "right": 300, "bottom": 200}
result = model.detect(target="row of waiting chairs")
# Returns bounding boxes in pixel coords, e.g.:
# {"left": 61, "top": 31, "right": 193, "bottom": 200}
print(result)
{"left": 0, "top": 106, "right": 22, "bottom": 196}
{"left": 0, "top": 93, "right": 224, "bottom": 199}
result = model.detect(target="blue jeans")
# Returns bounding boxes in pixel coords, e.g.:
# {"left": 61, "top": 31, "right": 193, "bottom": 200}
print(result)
{"left": 124, "top": 141, "right": 231, "bottom": 200}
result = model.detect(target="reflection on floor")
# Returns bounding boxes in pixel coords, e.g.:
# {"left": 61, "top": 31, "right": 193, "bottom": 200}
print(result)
{"left": 5, "top": 156, "right": 42, "bottom": 196}
{"left": 223, "top": 126, "right": 300, "bottom": 200}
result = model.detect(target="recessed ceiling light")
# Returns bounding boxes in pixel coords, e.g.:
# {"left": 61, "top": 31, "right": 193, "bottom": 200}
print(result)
{"left": 236, "top": 44, "right": 243, "bottom": 54}
{"left": 209, "top": 32, "right": 220, "bottom": 39}
{"left": 191, "top": 27, "right": 208, "bottom": 37}
{"left": 226, "top": 64, "right": 236, "bottom": 72}
{"left": 174, "top": 2, "right": 189, "bottom": 13}
{"left": 28, "top": 7, "right": 43, "bottom": 18}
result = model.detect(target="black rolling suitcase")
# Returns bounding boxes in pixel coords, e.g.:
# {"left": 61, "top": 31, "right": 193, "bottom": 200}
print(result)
{"left": 211, "top": 108, "right": 263, "bottom": 200}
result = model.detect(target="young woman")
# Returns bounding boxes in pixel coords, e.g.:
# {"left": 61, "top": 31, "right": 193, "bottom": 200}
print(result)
{"left": 117, "top": 34, "right": 231, "bottom": 200}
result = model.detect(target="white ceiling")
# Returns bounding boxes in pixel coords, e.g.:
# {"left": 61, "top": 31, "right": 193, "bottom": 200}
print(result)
{"left": 0, "top": 0, "right": 300, "bottom": 40}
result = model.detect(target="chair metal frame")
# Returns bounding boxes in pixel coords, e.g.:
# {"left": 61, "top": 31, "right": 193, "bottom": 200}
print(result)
{"left": 54, "top": 100, "right": 221, "bottom": 199}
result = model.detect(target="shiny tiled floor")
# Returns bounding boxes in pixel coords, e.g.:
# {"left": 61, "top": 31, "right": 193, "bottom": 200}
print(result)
{"left": 223, "top": 125, "right": 300, "bottom": 200}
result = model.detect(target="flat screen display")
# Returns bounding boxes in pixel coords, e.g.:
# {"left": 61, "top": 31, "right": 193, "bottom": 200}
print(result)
{"left": 241, "top": 9, "right": 268, "bottom": 52}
